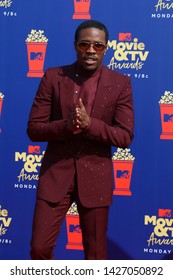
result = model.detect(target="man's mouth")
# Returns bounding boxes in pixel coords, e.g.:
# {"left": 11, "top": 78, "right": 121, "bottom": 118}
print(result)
{"left": 84, "top": 57, "right": 97, "bottom": 64}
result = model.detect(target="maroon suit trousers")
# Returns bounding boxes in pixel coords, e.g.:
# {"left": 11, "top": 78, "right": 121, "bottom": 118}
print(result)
{"left": 30, "top": 176, "right": 109, "bottom": 260}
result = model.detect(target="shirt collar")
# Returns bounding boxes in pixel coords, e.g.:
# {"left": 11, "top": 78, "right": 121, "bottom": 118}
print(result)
{"left": 75, "top": 62, "right": 102, "bottom": 78}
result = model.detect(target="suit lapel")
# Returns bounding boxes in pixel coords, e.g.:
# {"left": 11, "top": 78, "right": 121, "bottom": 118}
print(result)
{"left": 91, "top": 66, "right": 112, "bottom": 118}
{"left": 58, "top": 66, "right": 75, "bottom": 119}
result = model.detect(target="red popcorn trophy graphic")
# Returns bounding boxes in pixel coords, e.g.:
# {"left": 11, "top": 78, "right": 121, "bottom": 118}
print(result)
{"left": 73, "top": 0, "right": 91, "bottom": 19}
{"left": 159, "top": 91, "right": 173, "bottom": 140}
{"left": 26, "top": 30, "right": 48, "bottom": 78}
{"left": 66, "top": 202, "right": 83, "bottom": 250}
{"left": 0, "top": 93, "right": 4, "bottom": 116}
{"left": 0, "top": 92, "right": 4, "bottom": 134}
{"left": 112, "top": 148, "right": 135, "bottom": 196}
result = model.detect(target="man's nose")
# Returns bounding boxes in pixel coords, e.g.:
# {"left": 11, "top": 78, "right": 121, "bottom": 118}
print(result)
{"left": 87, "top": 44, "right": 96, "bottom": 52}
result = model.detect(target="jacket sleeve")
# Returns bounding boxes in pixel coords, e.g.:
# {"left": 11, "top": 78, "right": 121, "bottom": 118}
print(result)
{"left": 27, "top": 69, "right": 72, "bottom": 142}
{"left": 84, "top": 76, "right": 134, "bottom": 148}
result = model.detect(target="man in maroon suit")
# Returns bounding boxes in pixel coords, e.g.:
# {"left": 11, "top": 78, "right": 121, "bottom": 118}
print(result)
{"left": 27, "top": 20, "right": 134, "bottom": 260}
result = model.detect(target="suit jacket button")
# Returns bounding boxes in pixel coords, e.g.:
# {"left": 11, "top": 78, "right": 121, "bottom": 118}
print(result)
{"left": 75, "top": 156, "right": 80, "bottom": 160}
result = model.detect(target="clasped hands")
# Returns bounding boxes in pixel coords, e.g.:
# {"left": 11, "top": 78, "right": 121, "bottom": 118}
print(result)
{"left": 67, "top": 98, "right": 90, "bottom": 132}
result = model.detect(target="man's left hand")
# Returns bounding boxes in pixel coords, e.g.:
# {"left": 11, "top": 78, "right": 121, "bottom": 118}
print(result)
{"left": 75, "top": 98, "right": 90, "bottom": 129}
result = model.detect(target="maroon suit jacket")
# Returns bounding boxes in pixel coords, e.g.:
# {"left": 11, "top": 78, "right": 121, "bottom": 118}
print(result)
{"left": 27, "top": 63, "right": 134, "bottom": 207}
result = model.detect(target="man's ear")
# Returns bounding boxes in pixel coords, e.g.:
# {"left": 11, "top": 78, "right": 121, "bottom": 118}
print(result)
{"left": 74, "top": 41, "right": 77, "bottom": 51}
{"left": 104, "top": 46, "right": 108, "bottom": 55}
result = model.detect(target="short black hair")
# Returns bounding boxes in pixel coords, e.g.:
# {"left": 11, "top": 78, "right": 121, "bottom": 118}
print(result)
{"left": 74, "top": 20, "right": 109, "bottom": 43}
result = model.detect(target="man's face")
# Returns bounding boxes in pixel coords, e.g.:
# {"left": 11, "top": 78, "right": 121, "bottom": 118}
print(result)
{"left": 74, "top": 27, "right": 107, "bottom": 72}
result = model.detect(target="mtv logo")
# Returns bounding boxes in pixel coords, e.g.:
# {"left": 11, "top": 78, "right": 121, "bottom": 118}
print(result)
{"left": 30, "top": 52, "right": 43, "bottom": 60}
{"left": 164, "top": 114, "right": 173, "bottom": 122}
{"left": 69, "top": 224, "right": 81, "bottom": 233}
{"left": 119, "top": 33, "right": 132, "bottom": 41}
{"left": 158, "top": 208, "right": 172, "bottom": 217}
{"left": 28, "top": 145, "right": 40, "bottom": 154}
{"left": 116, "top": 170, "right": 130, "bottom": 179}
